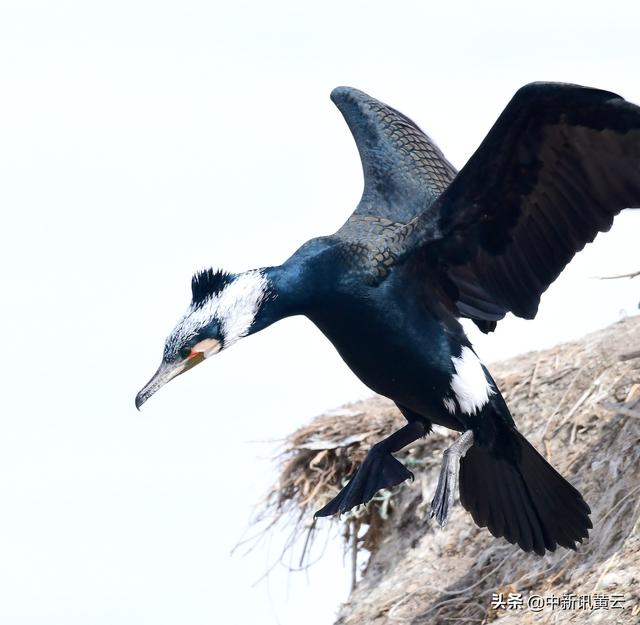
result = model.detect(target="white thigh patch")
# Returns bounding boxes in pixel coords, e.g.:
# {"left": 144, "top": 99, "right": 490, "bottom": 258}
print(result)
{"left": 449, "top": 346, "right": 494, "bottom": 415}
{"left": 442, "top": 396, "right": 457, "bottom": 414}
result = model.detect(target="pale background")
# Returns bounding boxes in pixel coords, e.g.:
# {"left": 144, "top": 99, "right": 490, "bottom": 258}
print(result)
{"left": 0, "top": 1, "right": 638, "bottom": 624}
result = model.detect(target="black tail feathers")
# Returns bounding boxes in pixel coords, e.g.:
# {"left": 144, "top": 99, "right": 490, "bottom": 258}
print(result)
{"left": 459, "top": 427, "right": 591, "bottom": 555}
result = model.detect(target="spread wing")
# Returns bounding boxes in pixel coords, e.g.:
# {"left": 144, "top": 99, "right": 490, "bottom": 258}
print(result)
{"left": 330, "top": 87, "right": 457, "bottom": 239}
{"left": 408, "top": 82, "right": 640, "bottom": 329}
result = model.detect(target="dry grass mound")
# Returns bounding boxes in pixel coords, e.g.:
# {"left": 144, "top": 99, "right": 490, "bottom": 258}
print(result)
{"left": 256, "top": 317, "right": 640, "bottom": 622}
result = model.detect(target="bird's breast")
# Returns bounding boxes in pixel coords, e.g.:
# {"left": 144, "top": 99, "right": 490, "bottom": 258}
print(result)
{"left": 308, "top": 289, "right": 462, "bottom": 418}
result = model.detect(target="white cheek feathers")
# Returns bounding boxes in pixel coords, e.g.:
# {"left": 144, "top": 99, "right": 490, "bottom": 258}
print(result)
{"left": 169, "top": 270, "right": 270, "bottom": 354}
{"left": 448, "top": 346, "right": 494, "bottom": 415}
{"left": 211, "top": 270, "right": 269, "bottom": 347}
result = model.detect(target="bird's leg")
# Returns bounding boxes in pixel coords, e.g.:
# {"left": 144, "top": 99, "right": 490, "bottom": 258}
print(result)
{"left": 315, "top": 420, "right": 427, "bottom": 518}
{"left": 430, "top": 429, "right": 474, "bottom": 527}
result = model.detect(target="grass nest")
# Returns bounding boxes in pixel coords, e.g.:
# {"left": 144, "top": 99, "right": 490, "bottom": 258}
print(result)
{"left": 250, "top": 316, "right": 640, "bottom": 622}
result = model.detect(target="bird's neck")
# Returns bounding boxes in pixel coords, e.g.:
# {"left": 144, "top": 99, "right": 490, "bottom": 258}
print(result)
{"left": 246, "top": 263, "right": 308, "bottom": 334}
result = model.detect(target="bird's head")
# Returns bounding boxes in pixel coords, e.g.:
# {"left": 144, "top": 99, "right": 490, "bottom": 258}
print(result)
{"left": 135, "top": 267, "right": 270, "bottom": 409}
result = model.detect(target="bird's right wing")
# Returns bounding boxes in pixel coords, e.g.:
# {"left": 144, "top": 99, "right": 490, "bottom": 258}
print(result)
{"left": 330, "top": 87, "right": 457, "bottom": 239}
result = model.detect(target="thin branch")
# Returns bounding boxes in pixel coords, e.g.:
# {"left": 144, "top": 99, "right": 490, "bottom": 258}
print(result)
{"left": 595, "top": 269, "right": 640, "bottom": 280}
{"left": 599, "top": 401, "right": 640, "bottom": 420}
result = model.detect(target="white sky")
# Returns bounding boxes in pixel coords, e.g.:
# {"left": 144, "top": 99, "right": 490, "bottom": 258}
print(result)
{"left": 0, "top": 1, "right": 638, "bottom": 624}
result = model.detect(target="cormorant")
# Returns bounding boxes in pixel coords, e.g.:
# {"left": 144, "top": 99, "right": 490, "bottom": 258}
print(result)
{"left": 136, "top": 83, "right": 640, "bottom": 555}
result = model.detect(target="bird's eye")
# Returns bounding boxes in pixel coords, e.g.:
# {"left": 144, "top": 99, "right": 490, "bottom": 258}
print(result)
{"left": 179, "top": 346, "right": 192, "bottom": 359}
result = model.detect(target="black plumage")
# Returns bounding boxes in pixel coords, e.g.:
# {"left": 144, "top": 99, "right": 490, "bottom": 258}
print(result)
{"left": 426, "top": 84, "right": 640, "bottom": 323}
{"left": 190, "top": 268, "right": 233, "bottom": 305}
{"left": 137, "top": 82, "right": 640, "bottom": 555}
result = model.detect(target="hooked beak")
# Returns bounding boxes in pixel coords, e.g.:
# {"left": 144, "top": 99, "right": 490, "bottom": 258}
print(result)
{"left": 135, "top": 356, "right": 200, "bottom": 410}
{"left": 135, "top": 339, "right": 220, "bottom": 410}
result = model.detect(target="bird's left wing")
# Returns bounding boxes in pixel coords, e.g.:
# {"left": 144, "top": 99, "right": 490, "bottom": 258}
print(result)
{"left": 405, "top": 82, "right": 640, "bottom": 329}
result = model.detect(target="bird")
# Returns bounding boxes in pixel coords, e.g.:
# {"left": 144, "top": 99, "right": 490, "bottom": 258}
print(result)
{"left": 136, "top": 82, "right": 640, "bottom": 555}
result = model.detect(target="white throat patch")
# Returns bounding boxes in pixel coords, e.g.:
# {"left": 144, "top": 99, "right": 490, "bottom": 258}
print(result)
{"left": 448, "top": 346, "right": 494, "bottom": 415}
{"left": 172, "top": 270, "right": 269, "bottom": 351}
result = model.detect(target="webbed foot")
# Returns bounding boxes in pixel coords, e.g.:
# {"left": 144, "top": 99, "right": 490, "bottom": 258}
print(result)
{"left": 315, "top": 420, "right": 427, "bottom": 517}
{"left": 430, "top": 430, "right": 474, "bottom": 527}
{"left": 315, "top": 446, "right": 413, "bottom": 517}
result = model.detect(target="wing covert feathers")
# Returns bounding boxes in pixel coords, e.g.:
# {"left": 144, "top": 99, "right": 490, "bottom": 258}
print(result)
{"left": 329, "top": 83, "right": 638, "bottom": 326}
{"left": 331, "top": 87, "right": 457, "bottom": 232}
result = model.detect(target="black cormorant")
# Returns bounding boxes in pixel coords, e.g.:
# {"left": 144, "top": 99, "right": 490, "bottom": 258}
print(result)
{"left": 136, "top": 83, "right": 640, "bottom": 554}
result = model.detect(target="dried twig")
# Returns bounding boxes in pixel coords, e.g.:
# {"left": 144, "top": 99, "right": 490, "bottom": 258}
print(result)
{"left": 595, "top": 269, "right": 640, "bottom": 280}
{"left": 246, "top": 317, "right": 640, "bottom": 622}
{"left": 599, "top": 400, "right": 640, "bottom": 420}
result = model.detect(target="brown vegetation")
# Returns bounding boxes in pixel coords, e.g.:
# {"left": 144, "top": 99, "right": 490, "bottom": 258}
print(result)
{"left": 257, "top": 316, "right": 640, "bottom": 623}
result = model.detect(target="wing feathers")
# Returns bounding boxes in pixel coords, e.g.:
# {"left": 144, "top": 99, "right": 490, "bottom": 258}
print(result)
{"left": 330, "top": 87, "right": 457, "bottom": 236}
{"left": 327, "top": 83, "right": 637, "bottom": 326}
{"left": 418, "top": 82, "right": 640, "bottom": 326}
